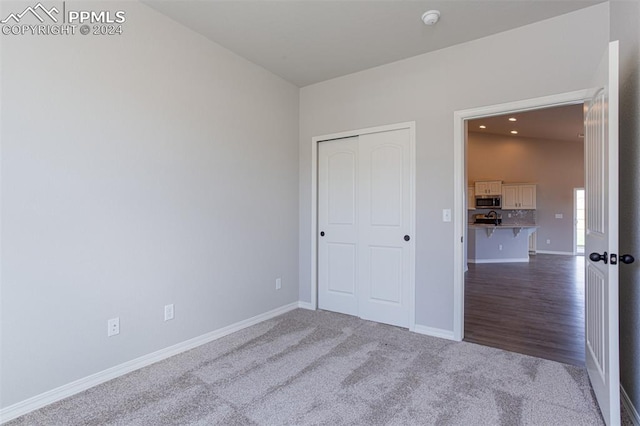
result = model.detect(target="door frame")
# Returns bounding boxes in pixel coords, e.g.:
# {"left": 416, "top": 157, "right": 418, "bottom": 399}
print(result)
{"left": 453, "top": 90, "right": 590, "bottom": 341}
{"left": 310, "top": 121, "right": 416, "bottom": 331}
{"left": 574, "top": 187, "right": 586, "bottom": 255}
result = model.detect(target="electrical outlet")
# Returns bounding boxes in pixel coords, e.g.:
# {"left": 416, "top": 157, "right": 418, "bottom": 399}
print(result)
{"left": 499, "top": 244, "right": 503, "bottom": 251}
{"left": 164, "top": 304, "right": 174, "bottom": 321}
{"left": 107, "top": 317, "right": 120, "bottom": 337}
{"left": 275, "top": 278, "right": 282, "bottom": 290}
{"left": 555, "top": 213, "right": 563, "bottom": 219}
{"left": 546, "top": 239, "right": 551, "bottom": 244}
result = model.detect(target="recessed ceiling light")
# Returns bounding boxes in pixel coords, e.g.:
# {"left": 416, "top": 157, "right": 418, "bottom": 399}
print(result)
{"left": 508, "top": 117, "right": 517, "bottom": 122}
{"left": 510, "top": 130, "right": 518, "bottom": 134}
{"left": 479, "top": 125, "right": 486, "bottom": 129}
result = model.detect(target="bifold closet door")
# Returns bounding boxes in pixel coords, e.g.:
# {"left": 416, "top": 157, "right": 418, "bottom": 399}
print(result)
{"left": 318, "top": 129, "right": 410, "bottom": 328}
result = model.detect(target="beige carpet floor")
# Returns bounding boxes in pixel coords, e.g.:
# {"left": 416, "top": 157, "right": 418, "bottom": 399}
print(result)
{"left": 7, "top": 308, "right": 613, "bottom": 425}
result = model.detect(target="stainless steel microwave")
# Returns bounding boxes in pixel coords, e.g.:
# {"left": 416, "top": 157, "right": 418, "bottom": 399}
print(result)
{"left": 475, "top": 196, "right": 501, "bottom": 208}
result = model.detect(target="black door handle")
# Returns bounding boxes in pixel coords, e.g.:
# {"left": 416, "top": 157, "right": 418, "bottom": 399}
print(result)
{"left": 320, "top": 231, "right": 325, "bottom": 237}
{"left": 589, "top": 252, "right": 608, "bottom": 264}
{"left": 620, "top": 254, "right": 635, "bottom": 264}
{"left": 404, "top": 235, "right": 410, "bottom": 241}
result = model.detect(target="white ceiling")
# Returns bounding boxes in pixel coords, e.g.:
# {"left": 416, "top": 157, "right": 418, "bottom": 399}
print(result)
{"left": 469, "top": 103, "right": 585, "bottom": 142}
{"left": 143, "top": 0, "right": 603, "bottom": 87}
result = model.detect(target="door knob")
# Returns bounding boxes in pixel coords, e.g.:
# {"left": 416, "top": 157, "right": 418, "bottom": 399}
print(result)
{"left": 320, "top": 231, "right": 325, "bottom": 237}
{"left": 620, "top": 254, "right": 635, "bottom": 264}
{"left": 589, "top": 251, "right": 608, "bottom": 264}
{"left": 404, "top": 235, "right": 410, "bottom": 241}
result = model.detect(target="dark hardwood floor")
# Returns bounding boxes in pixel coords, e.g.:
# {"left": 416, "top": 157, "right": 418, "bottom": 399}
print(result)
{"left": 464, "top": 254, "right": 585, "bottom": 366}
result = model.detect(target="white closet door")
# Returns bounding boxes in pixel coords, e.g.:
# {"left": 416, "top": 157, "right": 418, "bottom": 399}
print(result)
{"left": 318, "top": 128, "right": 411, "bottom": 328}
{"left": 318, "top": 137, "right": 359, "bottom": 316}
{"left": 358, "top": 129, "right": 411, "bottom": 328}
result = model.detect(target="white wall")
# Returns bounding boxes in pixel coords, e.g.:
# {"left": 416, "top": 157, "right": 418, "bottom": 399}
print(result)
{"left": 299, "top": 4, "right": 609, "bottom": 332}
{"left": 0, "top": 1, "right": 299, "bottom": 408}
{"left": 467, "top": 132, "right": 584, "bottom": 254}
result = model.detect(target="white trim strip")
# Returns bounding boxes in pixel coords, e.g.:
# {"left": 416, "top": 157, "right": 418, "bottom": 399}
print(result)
{"left": 413, "top": 324, "right": 457, "bottom": 341}
{"left": 621, "top": 385, "right": 640, "bottom": 426}
{"left": 0, "top": 302, "right": 299, "bottom": 424}
{"left": 468, "top": 258, "right": 530, "bottom": 264}
{"left": 297, "top": 301, "right": 315, "bottom": 310}
{"left": 535, "top": 250, "right": 576, "bottom": 256}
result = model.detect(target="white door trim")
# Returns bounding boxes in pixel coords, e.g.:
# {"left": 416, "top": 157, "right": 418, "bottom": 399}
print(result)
{"left": 453, "top": 90, "right": 590, "bottom": 341}
{"left": 311, "top": 122, "right": 416, "bottom": 331}
{"left": 574, "top": 187, "right": 586, "bottom": 255}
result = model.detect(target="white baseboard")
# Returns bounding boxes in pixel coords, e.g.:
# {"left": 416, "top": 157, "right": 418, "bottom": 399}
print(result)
{"left": 413, "top": 324, "right": 456, "bottom": 341}
{"left": 535, "top": 250, "right": 575, "bottom": 256}
{"left": 297, "top": 301, "right": 315, "bottom": 310}
{"left": 0, "top": 302, "right": 300, "bottom": 424}
{"left": 468, "top": 258, "right": 530, "bottom": 264}
{"left": 622, "top": 385, "right": 640, "bottom": 426}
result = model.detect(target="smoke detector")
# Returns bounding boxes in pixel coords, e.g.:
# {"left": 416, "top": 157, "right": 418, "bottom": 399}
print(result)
{"left": 421, "top": 10, "right": 440, "bottom": 26}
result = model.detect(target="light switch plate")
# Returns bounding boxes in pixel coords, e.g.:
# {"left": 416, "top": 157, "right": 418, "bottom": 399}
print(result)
{"left": 442, "top": 209, "right": 451, "bottom": 222}
{"left": 555, "top": 213, "right": 563, "bottom": 219}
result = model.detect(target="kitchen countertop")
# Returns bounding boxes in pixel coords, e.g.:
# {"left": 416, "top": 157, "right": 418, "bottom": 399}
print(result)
{"left": 468, "top": 224, "right": 538, "bottom": 229}
{"left": 468, "top": 223, "right": 538, "bottom": 238}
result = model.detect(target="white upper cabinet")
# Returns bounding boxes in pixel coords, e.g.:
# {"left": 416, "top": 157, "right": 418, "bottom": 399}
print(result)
{"left": 467, "top": 186, "right": 475, "bottom": 209}
{"left": 474, "top": 180, "right": 502, "bottom": 196}
{"left": 502, "top": 184, "right": 536, "bottom": 209}
{"left": 502, "top": 185, "right": 519, "bottom": 208}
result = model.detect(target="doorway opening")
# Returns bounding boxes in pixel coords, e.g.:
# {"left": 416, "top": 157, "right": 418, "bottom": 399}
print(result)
{"left": 454, "top": 91, "right": 590, "bottom": 366}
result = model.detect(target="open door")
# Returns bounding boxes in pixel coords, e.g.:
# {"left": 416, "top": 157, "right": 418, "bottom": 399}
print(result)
{"left": 584, "top": 40, "right": 620, "bottom": 425}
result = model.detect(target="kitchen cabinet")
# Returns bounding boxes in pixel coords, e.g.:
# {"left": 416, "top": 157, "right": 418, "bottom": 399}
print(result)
{"left": 475, "top": 180, "right": 502, "bottom": 196}
{"left": 502, "top": 184, "right": 536, "bottom": 209}
{"left": 467, "top": 186, "right": 475, "bottom": 209}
